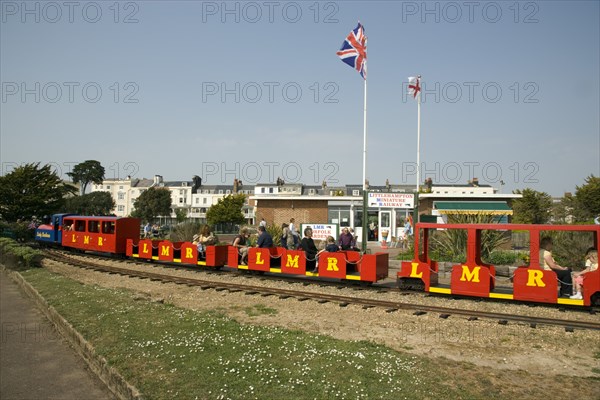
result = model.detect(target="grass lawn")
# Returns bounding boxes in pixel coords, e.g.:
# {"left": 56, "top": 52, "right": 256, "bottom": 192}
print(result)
{"left": 18, "top": 268, "right": 598, "bottom": 399}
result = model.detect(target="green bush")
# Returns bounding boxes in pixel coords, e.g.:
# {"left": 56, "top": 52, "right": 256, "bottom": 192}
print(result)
{"left": 0, "top": 238, "right": 44, "bottom": 269}
{"left": 485, "top": 250, "right": 519, "bottom": 265}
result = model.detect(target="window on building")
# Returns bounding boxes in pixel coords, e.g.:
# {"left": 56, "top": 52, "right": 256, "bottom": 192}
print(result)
{"left": 219, "top": 190, "right": 223, "bottom": 194}
{"left": 118, "top": 205, "right": 125, "bottom": 212}
{"left": 261, "top": 188, "right": 265, "bottom": 193}
{"left": 119, "top": 186, "right": 123, "bottom": 190}
{"left": 118, "top": 192, "right": 125, "bottom": 200}
{"left": 352, "top": 190, "right": 360, "bottom": 196}
{"left": 226, "top": 190, "right": 231, "bottom": 194}
{"left": 203, "top": 198, "right": 207, "bottom": 204}
{"left": 269, "top": 188, "right": 274, "bottom": 194}
{"left": 179, "top": 198, "right": 184, "bottom": 204}
{"left": 106, "top": 185, "right": 111, "bottom": 189}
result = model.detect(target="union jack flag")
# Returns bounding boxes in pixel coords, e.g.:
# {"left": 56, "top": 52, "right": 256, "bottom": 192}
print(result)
{"left": 336, "top": 22, "right": 367, "bottom": 79}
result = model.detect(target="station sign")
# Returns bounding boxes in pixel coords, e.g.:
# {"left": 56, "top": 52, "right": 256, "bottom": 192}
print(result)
{"left": 368, "top": 193, "right": 414, "bottom": 209}
{"left": 301, "top": 223, "right": 339, "bottom": 241}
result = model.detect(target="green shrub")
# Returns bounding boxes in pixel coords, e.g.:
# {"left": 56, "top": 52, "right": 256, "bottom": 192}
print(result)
{"left": 0, "top": 238, "right": 44, "bottom": 269}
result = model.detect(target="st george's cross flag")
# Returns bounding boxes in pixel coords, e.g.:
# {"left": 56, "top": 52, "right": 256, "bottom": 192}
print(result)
{"left": 336, "top": 22, "right": 367, "bottom": 79}
{"left": 408, "top": 76, "right": 421, "bottom": 99}
{"left": 408, "top": 76, "right": 421, "bottom": 98}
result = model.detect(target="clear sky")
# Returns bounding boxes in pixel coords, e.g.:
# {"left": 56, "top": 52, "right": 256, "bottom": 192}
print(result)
{"left": 1, "top": 0, "right": 598, "bottom": 196}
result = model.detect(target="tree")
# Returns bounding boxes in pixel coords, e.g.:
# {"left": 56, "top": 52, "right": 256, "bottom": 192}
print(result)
{"left": 131, "top": 188, "right": 172, "bottom": 222}
{"left": 67, "top": 160, "right": 105, "bottom": 195}
{"left": 572, "top": 175, "right": 600, "bottom": 223}
{"left": 206, "top": 194, "right": 246, "bottom": 227}
{"left": 174, "top": 208, "right": 188, "bottom": 224}
{"left": 63, "top": 192, "right": 116, "bottom": 215}
{"left": 511, "top": 188, "right": 553, "bottom": 224}
{"left": 0, "top": 163, "right": 76, "bottom": 222}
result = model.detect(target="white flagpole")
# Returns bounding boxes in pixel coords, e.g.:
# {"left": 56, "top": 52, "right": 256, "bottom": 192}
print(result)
{"left": 363, "top": 78, "right": 367, "bottom": 191}
{"left": 361, "top": 75, "right": 368, "bottom": 252}
{"left": 415, "top": 80, "right": 421, "bottom": 193}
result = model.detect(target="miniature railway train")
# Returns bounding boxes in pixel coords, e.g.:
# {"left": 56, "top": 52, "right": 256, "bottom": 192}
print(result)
{"left": 36, "top": 214, "right": 600, "bottom": 307}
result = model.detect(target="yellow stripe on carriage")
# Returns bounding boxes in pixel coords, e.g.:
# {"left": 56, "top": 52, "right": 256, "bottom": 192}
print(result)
{"left": 238, "top": 265, "right": 248, "bottom": 270}
{"left": 197, "top": 261, "right": 207, "bottom": 266}
{"left": 151, "top": 256, "right": 158, "bottom": 260}
{"left": 557, "top": 298, "right": 584, "bottom": 306}
{"left": 345, "top": 275, "right": 361, "bottom": 281}
{"left": 270, "top": 268, "right": 281, "bottom": 273}
{"left": 429, "top": 287, "right": 451, "bottom": 294}
{"left": 174, "top": 258, "right": 181, "bottom": 262}
{"left": 489, "top": 293, "right": 514, "bottom": 300}
{"left": 305, "top": 271, "right": 318, "bottom": 276}
{"left": 132, "top": 254, "right": 139, "bottom": 258}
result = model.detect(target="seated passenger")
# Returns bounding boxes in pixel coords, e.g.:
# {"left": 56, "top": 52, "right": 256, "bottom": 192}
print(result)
{"left": 325, "top": 235, "right": 338, "bottom": 252}
{"left": 192, "top": 234, "right": 204, "bottom": 258}
{"left": 256, "top": 225, "right": 273, "bottom": 248}
{"left": 300, "top": 227, "right": 319, "bottom": 273}
{"left": 540, "top": 237, "right": 573, "bottom": 298}
{"left": 198, "top": 225, "right": 217, "bottom": 247}
{"left": 338, "top": 228, "right": 354, "bottom": 250}
{"left": 571, "top": 248, "right": 598, "bottom": 300}
{"left": 232, "top": 228, "right": 250, "bottom": 265}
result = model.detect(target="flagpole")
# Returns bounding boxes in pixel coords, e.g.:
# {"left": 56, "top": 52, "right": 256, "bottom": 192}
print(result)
{"left": 361, "top": 76, "right": 368, "bottom": 253}
{"left": 416, "top": 87, "right": 421, "bottom": 193}
{"left": 413, "top": 78, "right": 422, "bottom": 231}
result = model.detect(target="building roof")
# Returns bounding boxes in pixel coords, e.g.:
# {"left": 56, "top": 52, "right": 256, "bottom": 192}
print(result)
{"left": 433, "top": 201, "right": 513, "bottom": 215}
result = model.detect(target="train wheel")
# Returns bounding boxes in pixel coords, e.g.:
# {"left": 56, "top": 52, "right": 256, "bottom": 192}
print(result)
{"left": 397, "top": 277, "right": 425, "bottom": 291}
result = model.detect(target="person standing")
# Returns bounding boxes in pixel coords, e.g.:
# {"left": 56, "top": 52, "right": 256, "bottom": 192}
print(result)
{"left": 259, "top": 218, "right": 267, "bottom": 228}
{"left": 281, "top": 223, "right": 289, "bottom": 249}
{"left": 289, "top": 218, "right": 299, "bottom": 249}
{"left": 300, "top": 227, "right": 319, "bottom": 273}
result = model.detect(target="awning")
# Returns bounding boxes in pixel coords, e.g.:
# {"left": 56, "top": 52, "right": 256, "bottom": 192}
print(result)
{"left": 433, "top": 201, "right": 513, "bottom": 215}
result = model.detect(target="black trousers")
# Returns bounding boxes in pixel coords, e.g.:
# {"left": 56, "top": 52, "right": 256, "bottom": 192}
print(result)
{"left": 555, "top": 268, "right": 573, "bottom": 296}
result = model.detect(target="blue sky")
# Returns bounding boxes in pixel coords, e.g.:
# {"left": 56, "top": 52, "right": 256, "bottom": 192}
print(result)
{"left": 1, "top": 0, "right": 598, "bottom": 196}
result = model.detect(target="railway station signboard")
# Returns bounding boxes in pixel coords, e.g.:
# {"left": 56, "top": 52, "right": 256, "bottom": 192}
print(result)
{"left": 301, "top": 223, "right": 339, "bottom": 241}
{"left": 368, "top": 193, "right": 414, "bottom": 209}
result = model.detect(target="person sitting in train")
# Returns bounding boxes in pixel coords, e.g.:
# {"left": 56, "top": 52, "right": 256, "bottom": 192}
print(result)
{"left": 192, "top": 234, "right": 204, "bottom": 258}
{"left": 338, "top": 227, "right": 354, "bottom": 250}
{"left": 256, "top": 225, "right": 273, "bottom": 248}
{"left": 540, "top": 237, "right": 573, "bottom": 298}
{"left": 300, "top": 227, "right": 319, "bottom": 273}
{"left": 280, "top": 223, "right": 289, "bottom": 249}
{"left": 198, "top": 225, "right": 217, "bottom": 247}
{"left": 232, "top": 228, "right": 250, "bottom": 265}
{"left": 325, "top": 236, "right": 338, "bottom": 253}
{"left": 571, "top": 248, "right": 598, "bottom": 300}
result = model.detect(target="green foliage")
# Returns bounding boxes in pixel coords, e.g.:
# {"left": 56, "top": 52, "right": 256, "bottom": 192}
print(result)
{"left": 206, "top": 194, "right": 246, "bottom": 227}
{"left": 572, "top": 175, "right": 600, "bottom": 223}
{"left": 66, "top": 160, "right": 105, "bottom": 194}
{"left": 429, "top": 214, "right": 509, "bottom": 262}
{"left": 484, "top": 250, "right": 521, "bottom": 265}
{"left": 266, "top": 224, "right": 283, "bottom": 245}
{"left": 174, "top": 208, "right": 188, "bottom": 224}
{"left": 512, "top": 188, "right": 553, "bottom": 224}
{"left": 0, "top": 238, "right": 43, "bottom": 269}
{"left": 169, "top": 222, "right": 201, "bottom": 242}
{"left": 63, "top": 192, "right": 116, "bottom": 215}
{"left": 131, "top": 188, "right": 172, "bottom": 222}
{"left": 0, "top": 163, "right": 76, "bottom": 222}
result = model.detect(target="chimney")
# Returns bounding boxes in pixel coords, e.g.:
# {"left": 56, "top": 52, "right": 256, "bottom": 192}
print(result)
{"left": 153, "top": 175, "right": 163, "bottom": 185}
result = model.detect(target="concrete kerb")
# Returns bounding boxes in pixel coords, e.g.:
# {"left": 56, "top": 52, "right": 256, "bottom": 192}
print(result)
{"left": 1, "top": 266, "right": 143, "bottom": 400}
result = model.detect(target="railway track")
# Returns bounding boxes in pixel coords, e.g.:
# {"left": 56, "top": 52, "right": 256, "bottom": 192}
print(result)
{"left": 45, "top": 250, "right": 600, "bottom": 332}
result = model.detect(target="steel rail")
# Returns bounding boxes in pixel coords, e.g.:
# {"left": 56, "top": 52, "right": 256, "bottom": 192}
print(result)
{"left": 45, "top": 251, "right": 600, "bottom": 332}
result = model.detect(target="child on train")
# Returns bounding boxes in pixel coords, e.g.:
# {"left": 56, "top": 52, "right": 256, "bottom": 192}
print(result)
{"left": 570, "top": 248, "right": 598, "bottom": 300}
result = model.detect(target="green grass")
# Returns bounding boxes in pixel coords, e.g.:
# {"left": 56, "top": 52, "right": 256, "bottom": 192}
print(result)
{"left": 17, "top": 268, "right": 599, "bottom": 400}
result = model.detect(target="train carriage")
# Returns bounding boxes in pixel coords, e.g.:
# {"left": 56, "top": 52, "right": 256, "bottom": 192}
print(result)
{"left": 62, "top": 216, "right": 140, "bottom": 254}
{"left": 398, "top": 223, "right": 600, "bottom": 307}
